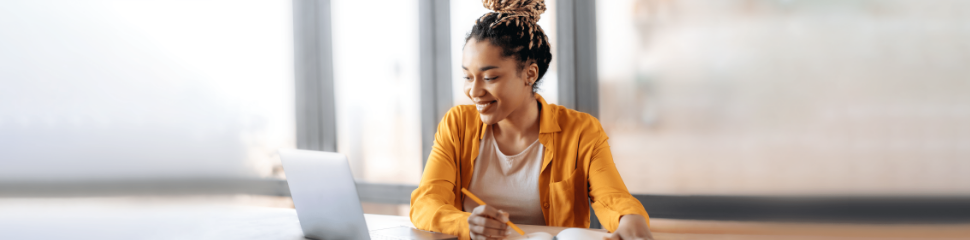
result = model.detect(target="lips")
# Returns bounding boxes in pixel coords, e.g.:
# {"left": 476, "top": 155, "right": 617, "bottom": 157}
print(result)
{"left": 476, "top": 100, "right": 496, "bottom": 112}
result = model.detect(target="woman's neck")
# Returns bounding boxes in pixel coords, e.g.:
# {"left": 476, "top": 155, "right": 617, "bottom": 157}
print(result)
{"left": 493, "top": 94, "right": 540, "bottom": 141}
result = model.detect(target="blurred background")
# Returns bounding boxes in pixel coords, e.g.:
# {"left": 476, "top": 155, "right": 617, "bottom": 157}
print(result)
{"left": 1, "top": 0, "right": 969, "bottom": 227}
{"left": 598, "top": 0, "right": 970, "bottom": 197}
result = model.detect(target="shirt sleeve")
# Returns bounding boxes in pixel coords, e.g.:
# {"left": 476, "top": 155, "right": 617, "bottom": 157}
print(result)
{"left": 586, "top": 117, "right": 651, "bottom": 232}
{"left": 410, "top": 107, "right": 473, "bottom": 240}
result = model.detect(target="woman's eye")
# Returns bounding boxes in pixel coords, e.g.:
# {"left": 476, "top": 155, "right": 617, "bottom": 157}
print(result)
{"left": 484, "top": 77, "right": 497, "bottom": 81}
{"left": 463, "top": 76, "right": 471, "bottom": 81}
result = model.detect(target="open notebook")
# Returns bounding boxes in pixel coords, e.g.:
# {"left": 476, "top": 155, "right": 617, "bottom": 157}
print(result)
{"left": 508, "top": 228, "right": 610, "bottom": 240}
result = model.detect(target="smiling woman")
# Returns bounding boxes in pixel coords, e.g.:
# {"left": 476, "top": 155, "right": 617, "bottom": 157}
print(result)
{"left": 409, "top": 1, "right": 652, "bottom": 240}
{"left": 462, "top": 37, "right": 542, "bottom": 129}
{"left": 450, "top": 0, "right": 560, "bottom": 106}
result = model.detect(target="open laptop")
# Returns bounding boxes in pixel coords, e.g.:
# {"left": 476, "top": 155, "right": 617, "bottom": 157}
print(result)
{"left": 278, "top": 149, "right": 458, "bottom": 240}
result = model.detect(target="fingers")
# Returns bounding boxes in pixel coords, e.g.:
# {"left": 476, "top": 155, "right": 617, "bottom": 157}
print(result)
{"left": 468, "top": 222, "right": 510, "bottom": 237}
{"left": 471, "top": 214, "right": 509, "bottom": 230}
{"left": 468, "top": 205, "right": 511, "bottom": 239}
{"left": 470, "top": 232, "right": 506, "bottom": 240}
{"left": 469, "top": 232, "right": 493, "bottom": 240}
{"left": 603, "top": 231, "right": 621, "bottom": 240}
{"left": 482, "top": 227, "right": 511, "bottom": 238}
{"left": 469, "top": 229, "right": 509, "bottom": 240}
{"left": 472, "top": 205, "right": 509, "bottom": 222}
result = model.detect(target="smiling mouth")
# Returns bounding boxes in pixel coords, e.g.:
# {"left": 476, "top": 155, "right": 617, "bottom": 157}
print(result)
{"left": 476, "top": 101, "right": 496, "bottom": 112}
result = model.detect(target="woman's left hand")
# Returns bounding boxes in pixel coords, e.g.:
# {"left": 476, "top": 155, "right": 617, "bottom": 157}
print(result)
{"left": 603, "top": 214, "right": 653, "bottom": 240}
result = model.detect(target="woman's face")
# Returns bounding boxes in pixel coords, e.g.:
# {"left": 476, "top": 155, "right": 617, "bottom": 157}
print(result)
{"left": 462, "top": 38, "right": 537, "bottom": 125}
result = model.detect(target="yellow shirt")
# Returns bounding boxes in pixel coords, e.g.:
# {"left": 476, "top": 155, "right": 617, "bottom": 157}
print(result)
{"left": 410, "top": 93, "right": 649, "bottom": 240}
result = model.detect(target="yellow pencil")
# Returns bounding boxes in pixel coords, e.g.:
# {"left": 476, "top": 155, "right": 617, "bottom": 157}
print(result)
{"left": 461, "top": 188, "right": 526, "bottom": 236}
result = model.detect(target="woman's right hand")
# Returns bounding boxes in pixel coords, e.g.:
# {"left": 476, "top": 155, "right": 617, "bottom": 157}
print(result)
{"left": 468, "top": 205, "right": 511, "bottom": 240}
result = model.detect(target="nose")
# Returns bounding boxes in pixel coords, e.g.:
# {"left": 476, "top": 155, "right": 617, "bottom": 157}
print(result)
{"left": 466, "top": 77, "right": 485, "bottom": 99}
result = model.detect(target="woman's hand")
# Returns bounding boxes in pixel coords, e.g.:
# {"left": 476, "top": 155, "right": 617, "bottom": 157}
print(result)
{"left": 468, "top": 205, "right": 511, "bottom": 240}
{"left": 603, "top": 214, "right": 653, "bottom": 240}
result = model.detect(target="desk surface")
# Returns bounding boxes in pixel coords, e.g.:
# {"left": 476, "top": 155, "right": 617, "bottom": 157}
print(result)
{"left": 0, "top": 199, "right": 966, "bottom": 240}
{"left": 365, "top": 213, "right": 601, "bottom": 239}
{"left": 0, "top": 202, "right": 586, "bottom": 240}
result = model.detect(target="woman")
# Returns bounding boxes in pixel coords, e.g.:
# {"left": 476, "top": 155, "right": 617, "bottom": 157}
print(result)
{"left": 410, "top": 1, "right": 652, "bottom": 239}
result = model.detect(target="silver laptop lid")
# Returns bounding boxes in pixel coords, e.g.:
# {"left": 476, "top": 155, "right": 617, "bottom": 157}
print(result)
{"left": 279, "top": 149, "right": 370, "bottom": 240}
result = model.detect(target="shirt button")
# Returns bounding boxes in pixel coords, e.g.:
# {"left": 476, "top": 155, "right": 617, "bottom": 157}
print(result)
{"left": 542, "top": 202, "right": 549, "bottom": 208}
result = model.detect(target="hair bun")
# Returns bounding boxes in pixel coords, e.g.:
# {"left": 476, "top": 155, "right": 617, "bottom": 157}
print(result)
{"left": 482, "top": 0, "right": 546, "bottom": 23}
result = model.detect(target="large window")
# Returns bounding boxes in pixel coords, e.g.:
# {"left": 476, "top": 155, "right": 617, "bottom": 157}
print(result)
{"left": 451, "top": 0, "right": 560, "bottom": 105}
{"left": 596, "top": 0, "right": 970, "bottom": 195}
{"left": 331, "top": 0, "right": 423, "bottom": 186}
{"left": 0, "top": 0, "right": 294, "bottom": 180}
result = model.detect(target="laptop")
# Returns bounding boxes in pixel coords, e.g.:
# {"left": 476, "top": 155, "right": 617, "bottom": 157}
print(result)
{"left": 278, "top": 149, "right": 458, "bottom": 240}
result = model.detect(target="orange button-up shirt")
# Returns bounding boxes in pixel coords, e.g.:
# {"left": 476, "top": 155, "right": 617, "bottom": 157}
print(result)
{"left": 410, "top": 94, "right": 649, "bottom": 240}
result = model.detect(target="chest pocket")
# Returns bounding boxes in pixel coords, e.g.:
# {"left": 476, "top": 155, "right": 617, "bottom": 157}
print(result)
{"left": 549, "top": 169, "right": 587, "bottom": 226}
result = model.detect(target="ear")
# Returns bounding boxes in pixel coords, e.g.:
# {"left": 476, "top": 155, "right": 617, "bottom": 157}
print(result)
{"left": 525, "top": 62, "right": 539, "bottom": 86}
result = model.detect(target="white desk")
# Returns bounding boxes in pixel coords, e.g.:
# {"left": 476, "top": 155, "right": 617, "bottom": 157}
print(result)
{"left": 0, "top": 200, "right": 587, "bottom": 240}
{"left": 0, "top": 203, "right": 308, "bottom": 240}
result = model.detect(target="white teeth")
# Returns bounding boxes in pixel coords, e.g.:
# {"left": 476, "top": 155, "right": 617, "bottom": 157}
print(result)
{"left": 476, "top": 102, "right": 490, "bottom": 111}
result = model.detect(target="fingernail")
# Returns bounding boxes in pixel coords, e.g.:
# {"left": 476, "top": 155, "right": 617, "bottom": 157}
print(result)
{"left": 506, "top": 229, "right": 512, "bottom": 235}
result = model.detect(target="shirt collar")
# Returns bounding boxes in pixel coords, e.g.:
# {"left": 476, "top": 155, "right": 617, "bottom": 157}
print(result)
{"left": 479, "top": 93, "right": 561, "bottom": 139}
{"left": 535, "top": 93, "right": 561, "bottom": 134}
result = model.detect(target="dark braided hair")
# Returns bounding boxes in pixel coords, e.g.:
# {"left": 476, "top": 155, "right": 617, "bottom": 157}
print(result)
{"left": 466, "top": 0, "right": 552, "bottom": 93}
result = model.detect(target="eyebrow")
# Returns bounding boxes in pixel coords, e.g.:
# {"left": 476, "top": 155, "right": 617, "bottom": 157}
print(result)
{"left": 461, "top": 65, "right": 500, "bottom": 71}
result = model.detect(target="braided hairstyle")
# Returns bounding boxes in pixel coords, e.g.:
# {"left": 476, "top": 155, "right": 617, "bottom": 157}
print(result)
{"left": 466, "top": 0, "right": 552, "bottom": 93}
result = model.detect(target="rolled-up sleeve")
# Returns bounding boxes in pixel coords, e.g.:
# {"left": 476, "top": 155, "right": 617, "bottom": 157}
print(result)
{"left": 410, "top": 107, "right": 473, "bottom": 240}
{"left": 586, "top": 119, "right": 650, "bottom": 232}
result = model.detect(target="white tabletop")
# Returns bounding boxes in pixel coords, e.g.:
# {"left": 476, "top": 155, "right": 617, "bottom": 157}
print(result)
{"left": 0, "top": 198, "right": 591, "bottom": 240}
{"left": 0, "top": 203, "right": 306, "bottom": 240}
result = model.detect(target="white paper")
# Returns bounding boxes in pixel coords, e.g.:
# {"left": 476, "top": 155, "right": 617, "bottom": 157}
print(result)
{"left": 506, "top": 228, "right": 609, "bottom": 240}
{"left": 553, "top": 228, "right": 610, "bottom": 240}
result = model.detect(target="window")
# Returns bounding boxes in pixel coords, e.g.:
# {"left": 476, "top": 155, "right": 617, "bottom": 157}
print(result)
{"left": 450, "top": 0, "right": 560, "bottom": 106}
{"left": 596, "top": 0, "right": 970, "bottom": 195}
{"left": 331, "top": 0, "right": 423, "bottom": 186}
{"left": 0, "top": 0, "right": 294, "bottom": 180}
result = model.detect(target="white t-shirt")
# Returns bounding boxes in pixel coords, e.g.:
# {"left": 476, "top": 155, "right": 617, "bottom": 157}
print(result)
{"left": 462, "top": 126, "right": 546, "bottom": 225}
